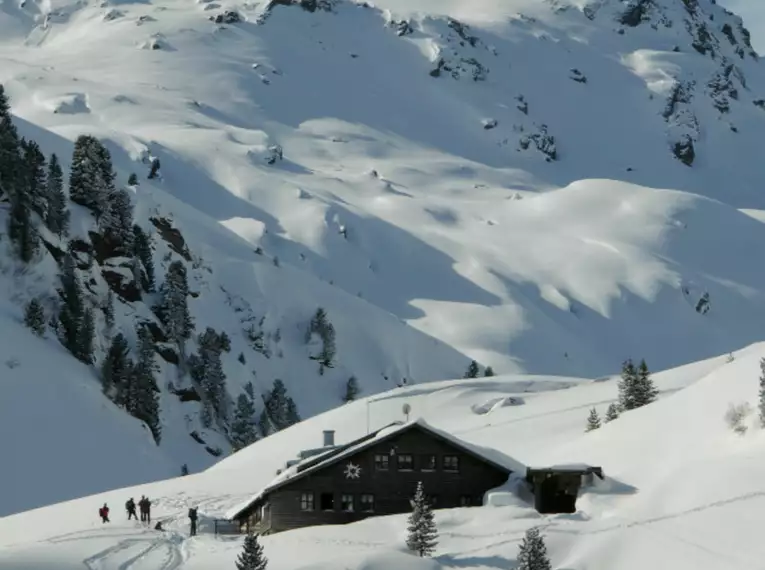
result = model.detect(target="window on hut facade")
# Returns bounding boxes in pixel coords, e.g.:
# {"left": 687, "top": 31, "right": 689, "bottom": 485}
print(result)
{"left": 443, "top": 455, "right": 460, "bottom": 472}
{"left": 460, "top": 495, "right": 472, "bottom": 507}
{"left": 421, "top": 454, "right": 436, "bottom": 471}
{"left": 300, "top": 492, "right": 315, "bottom": 511}
{"left": 360, "top": 494, "right": 375, "bottom": 512}
{"left": 397, "top": 454, "right": 413, "bottom": 471}
{"left": 341, "top": 494, "right": 354, "bottom": 512}
{"left": 374, "top": 454, "right": 389, "bottom": 471}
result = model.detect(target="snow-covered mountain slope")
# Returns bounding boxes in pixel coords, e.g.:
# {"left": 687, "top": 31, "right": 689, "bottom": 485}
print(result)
{"left": 1, "top": 0, "right": 765, "bottom": 516}
{"left": 1, "top": 344, "right": 764, "bottom": 570}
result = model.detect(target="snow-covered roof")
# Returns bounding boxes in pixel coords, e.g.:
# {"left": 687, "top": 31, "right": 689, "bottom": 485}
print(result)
{"left": 225, "top": 418, "right": 523, "bottom": 520}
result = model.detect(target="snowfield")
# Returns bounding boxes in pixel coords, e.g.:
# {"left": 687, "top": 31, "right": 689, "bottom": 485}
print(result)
{"left": 0, "top": 0, "right": 763, "bottom": 541}
{"left": 1, "top": 345, "right": 765, "bottom": 569}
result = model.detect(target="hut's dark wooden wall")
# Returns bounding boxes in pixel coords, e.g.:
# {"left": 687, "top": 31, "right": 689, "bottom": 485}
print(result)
{"left": 245, "top": 427, "right": 510, "bottom": 533}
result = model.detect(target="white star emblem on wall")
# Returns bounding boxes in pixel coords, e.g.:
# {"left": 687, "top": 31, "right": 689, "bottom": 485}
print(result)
{"left": 344, "top": 462, "right": 362, "bottom": 479}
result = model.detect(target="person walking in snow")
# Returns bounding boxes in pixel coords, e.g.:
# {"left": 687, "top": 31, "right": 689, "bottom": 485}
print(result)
{"left": 99, "top": 503, "right": 110, "bottom": 523}
{"left": 188, "top": 506, "right": 198, "bottom": 537}
{"left": 139, "top": 496, "right": 148, "bottom": 522}
{"left": 144, "top": 497, "right": 152, "bottom": 525}
{"left": 126, "top": 498, "right": 137, "bottom": 521}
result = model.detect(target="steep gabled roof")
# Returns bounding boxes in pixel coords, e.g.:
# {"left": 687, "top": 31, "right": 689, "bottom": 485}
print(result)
{"left": 225, "top": 418, "right": 522, "bottom": 521}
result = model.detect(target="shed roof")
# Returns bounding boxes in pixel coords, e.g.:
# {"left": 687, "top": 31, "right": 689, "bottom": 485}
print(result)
{"left": 225, "top": 418, "right": 523, "bottom": 521}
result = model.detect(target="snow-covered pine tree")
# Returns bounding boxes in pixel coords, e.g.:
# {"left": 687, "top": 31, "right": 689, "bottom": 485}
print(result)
{"left": 259, "top": 379, "right": 300, "bottom": 433}
{"left": 406, "top": 481, "right": 438, "bottom": 557}
{"left": 24, "top": 298, "right": 45, "bottom": 336}
{"left": 343, "top": 376, "right": 359, "bottom": 402}
{"left": 464, "top": 360, "right": 480, "bottom": 378}
{"left": 128, "top": 173, "right": 138, "bottom": 186}
{"left": 155, "top": 260, "right": 194, "bottom": 352}
{"left": 45, "top": 153, "right": 70, "bottom": 237}
{"left": 484, "top": 366, "right": 495, "bottom": 377}
{"left": 618, "top": 359, "right": 638, "bottom": 411}
{"left": 758, "top": 358, "right": 765, "bottom": 428}
{"left": 78, "top": 307, "right": 96, "bottom": 365}
{"left": 318, "top": 322, "right": 336, "bottom": 372}
{"left": 58, "top": 254, "right": 85, "bottom": 358}
{"left": 285, "top": 398, "right": 301, "bottom": 426}
{"left": 20, "top": 138, "right": 48, "bottom": 219}
{"left": 129, "top": 325, "right": 161, "bottom": 443}
{"left": 235, "top": 533, "right": 268, "bottom": 570}
{"left": 7, "top": 194, "right": 39, "bottom": 263}
{"left": 189, "top": 327, "right": 231, "bottom": 427}
{"left": 0, "top": 85, "right": 21, "bottom": 199}
{"left": 133, "top": 224, "right": 155, "bottom": 292}
{"left": 101, "top": 333, "right": 133, "bottom": 403}
{"left": 516, "top": 527, "right": 552, "bottom": 570}
{"left": 604, "top": 403, "right": 619, "bottom": 423}
{"left": 103, "top": 290, "right": 115, "bottom": 330}
{"left": 69, "top": 135, "right": 115, "bottom": 219}
{"left": 101, "top": 187, "right": 134, "bottom": 255}
{"left": 231, "top": 392, "right": 258, "bottom": 451}
{"left": 585, "top": 408, "right": 601, "bottom": 432}
{"left": 634, "top": 359, "right": 658, "bottom": 407}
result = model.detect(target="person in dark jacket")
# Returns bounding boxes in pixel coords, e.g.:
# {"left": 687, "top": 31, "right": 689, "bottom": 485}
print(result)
{"left": 188, "top": 506, "right": 198, "bottom": 537}
{"left": 99, "top": 504, "right": 110, "bottom": 523}
{"left": 139, "top": 496, "right": 147, "bottom": 522}
{"left": 144, "top": 497, "right": 152, "bottom": 524}
{"left": 126, "top": 498, "right": 137, "bottom": 520}
{"left": 154, "top": 521, "right": 164, "bottom": 531}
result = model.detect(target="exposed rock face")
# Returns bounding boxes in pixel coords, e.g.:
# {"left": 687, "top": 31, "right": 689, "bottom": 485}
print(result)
{"left": 149, "top": 216, "right": 192, "bottom": 261}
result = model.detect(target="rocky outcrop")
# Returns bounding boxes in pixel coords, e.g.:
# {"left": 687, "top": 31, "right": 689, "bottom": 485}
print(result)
{"left": 149, "top": 216, "right": 192, "bottom": 261}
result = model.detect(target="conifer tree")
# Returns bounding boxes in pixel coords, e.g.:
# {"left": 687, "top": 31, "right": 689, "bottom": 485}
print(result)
{"left": 78, "top": 307, "right": 96, "bottom": 364}
{"left": 45, "top": 153, "right": 70, "bottom": 237}
{"left": 343, "top": 376, "right": 359, "bottom": 402}
{"left": 130, "top": 325, "right": 161, "bottom": 443}
{"left": 132, "top": 224, "right": 155, "bottom": 292}
{"left": 235, "top": 533, "right": 268, "bottom": 570}
{"left": 58, "top": 254, "right": 85, "bottom": 357}
{"left": 20, "top": 138, "right": 48, "bottom": 218}
{"left": 101, "top": 187, "right": 134, "bottom": 255}
{"left": 101, "top": 333, "right": 132, "bottom": 402}
{"left": 604, "top": 403, "right": 619, "bottom": 423}
{"left": 464, "top": 360, "right": 480, "bottom": 379}
{"left": 24, "top": 298, "right": 45, "bottom": 336}
{"left": 7, "top": 196, "right": 39, "bottom": 262}
{"left": 189, "top": 327, "right": 231, "bottom": 427}
{"left": 618, "top": 359, "right": 638, "bottom": 411}
{"left": 155, "top": 260, "right": 194, "bottom": 351}
{"left": 69, "top": 135, "right": 115, "bottom": 219}
{"left": 634, "top": 359, "right": 658, "bottom": 407}
{"left": 516, "top": 527, "right": 552, "bottom": 570}
{"left": 0, "top": 84, "right": 21, "bottom": 199}
{"left": 406, "top": 481, "right": 438, "bottom": 557}
{"left": 128, "top": 173, "right": 138, "bottom": 186}
{"left": 259, "top": 379, "right": 300, "bottom": 434}
{"left": 585, "top": 408, "right": 601, "bottom": 432}
{"left": 231, "top": 392, "right": 258, "bottom": 451}
{"left": 103, "top": 290, "right": 115, "bottom": 330}
{"left": 484, "top": 366, "right": 495, "bottom": 377}
{"left": 307, "top": 307, "right": 336, "bottom": 371}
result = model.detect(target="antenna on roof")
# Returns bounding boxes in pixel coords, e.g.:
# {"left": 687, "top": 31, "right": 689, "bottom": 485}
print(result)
{"left": 402, "top": 403, "right": 411, "bottom": 422}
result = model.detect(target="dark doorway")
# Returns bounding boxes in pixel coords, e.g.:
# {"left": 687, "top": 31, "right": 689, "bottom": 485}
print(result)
{"left": 320, "top": 493, "right": 335, "bottom": 511}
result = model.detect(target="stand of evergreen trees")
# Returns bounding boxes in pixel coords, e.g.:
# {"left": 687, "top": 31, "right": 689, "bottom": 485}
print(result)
{"left": 618, "top": 359, "right": 658, "bottom": 411}
{"left": 259, "top": 379, "right": 300, "bottom": 436}
{"left": 306, "top": 308, "right": 336, "bottom": 374}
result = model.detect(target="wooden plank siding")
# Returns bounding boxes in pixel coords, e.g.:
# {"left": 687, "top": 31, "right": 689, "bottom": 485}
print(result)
{"left": 238, "top": 426, "right": 511, "bottom": 534}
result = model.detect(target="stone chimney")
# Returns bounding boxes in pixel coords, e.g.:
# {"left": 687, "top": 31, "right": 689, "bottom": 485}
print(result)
{"left": 323, "top": 430, "right": 335, "bottom": 447}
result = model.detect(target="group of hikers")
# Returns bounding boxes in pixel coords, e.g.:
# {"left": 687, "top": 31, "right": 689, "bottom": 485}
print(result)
{"left": 97, "top": 497, "right": 199, "bottom": 536}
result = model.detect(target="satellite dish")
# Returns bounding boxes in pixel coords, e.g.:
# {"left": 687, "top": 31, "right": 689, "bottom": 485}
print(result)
{"left": 402, "top": 403, "right": 411, "bottom": 421}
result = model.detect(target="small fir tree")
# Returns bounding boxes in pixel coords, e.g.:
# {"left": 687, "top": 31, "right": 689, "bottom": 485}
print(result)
{"left": 101, "top": 333, "right": 132, "bottom": 402}
{"left": 406, "top": 481, "right": 438, "bottom": 557}
{"left": 343, "top": 376, "right": 359, "bottom": 402}
{"left": 58, "top": 254, "right": 85, "bottom": 358}
{"left": 585, "top": 408, "right": 601, "bottom": 432}
{"left": 235, "top": 533, "right": 268, "bottom": 570}
{"left": 77, "top": 307, "right": 96, "bottom": 364}
{"left": 69, "top": 135, "right": 116, "bottom": 219}
{"left": 634, "top": 359, "right": 658, "bottom": 407}
{"left": 604, "top": 403, "right": 619, "bottom": 423}
{"left": 20, "top": 138, "right": 48, "bottom": 218}
{"left": 307, "top": 307, "right": 336, "bottom": 371}
{"left": 24, "top": 298, "right": 45, "bottom": 336}
{"left": 189, "top": 327, "right": 231, "bottom": 427}
{"left": 103, "top": 291, "right": 115, "bottom": 330}
{"left": 132, "top": 225, "right": 155, "bottom": 292}
{"left": 231, "top": 392, "right": 258, "bottom": 451}
{"left": 484, "top": 366, "right": 495, "bottom": 377}
{"left": 45, "top": 153, "right": 70, "bottom": 237}
{"left": 155, "top": 260, "right": 194, "bottom": 352}
{"left": 464, "top": 360, "right": 480, "bottom": 379}
{"left": 618, "top": 359, "right": 638, "bottom": 411}
{"left": 130, "top": 325, "right": 161, "bottom": 443}
{"left": 516, "top": 527, "right": 552, "bottom": 570}
{"left": 101, "top": 187, "right": 134, "bottom": 255}
{"left": 127, "top": 172, "right": 138, "bottom": 186}
{"left": 259, "top": 379, "right": 300, "bottom": 434}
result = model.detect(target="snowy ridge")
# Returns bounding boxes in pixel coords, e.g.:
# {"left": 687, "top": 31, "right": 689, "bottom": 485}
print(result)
{"left": 1, "top": 345, "right": 765, "bottom": 570}
{"left": 0, "top": 0, "right": 764, "bottom": 517}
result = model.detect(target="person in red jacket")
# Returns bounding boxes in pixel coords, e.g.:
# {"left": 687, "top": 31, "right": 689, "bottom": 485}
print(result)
{"left": 99, "top": 503, "right": 110, "bottom": 523}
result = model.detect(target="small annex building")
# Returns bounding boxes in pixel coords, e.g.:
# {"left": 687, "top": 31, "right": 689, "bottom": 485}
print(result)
{"left": 226, "top": 419, "right": 518, "bottom": 534}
